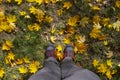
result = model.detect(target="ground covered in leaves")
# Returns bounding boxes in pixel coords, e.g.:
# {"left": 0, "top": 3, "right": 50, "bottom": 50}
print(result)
{"left": 0, "top": 0, "right": 120, "bottom": 80}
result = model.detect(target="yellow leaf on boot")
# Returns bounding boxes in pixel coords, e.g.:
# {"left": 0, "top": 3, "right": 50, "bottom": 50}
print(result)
{"left": 55, "top": 51, "right": 63, "bottom": 61}
{"left": 56, "top": 45, "right": 62, "bottom": 52}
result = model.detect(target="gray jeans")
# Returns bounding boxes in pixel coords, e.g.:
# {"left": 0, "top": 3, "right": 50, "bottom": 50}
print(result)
{"left": 28, "top": 57, "right": 101, "bottom": 80}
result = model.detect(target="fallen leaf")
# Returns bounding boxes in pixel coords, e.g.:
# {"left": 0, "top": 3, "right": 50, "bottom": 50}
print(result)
{"left": 106, "top": 51, "right": 113, "bottom": 58}
{"left": 50, "top": 36, "right": 57, "bottom": 43}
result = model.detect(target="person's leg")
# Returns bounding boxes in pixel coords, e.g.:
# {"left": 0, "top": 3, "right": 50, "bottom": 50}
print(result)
{"left": 28, "top": 44, "right": 61, "bottom": 80}
{"left": 29, "top": 57, "right": 61, "bottom": 80}
{"left": 61, "top": 44, "right": 101, "bottom": 80}
{"left": 61, "top": 57, "right": 80, "bottom": 79}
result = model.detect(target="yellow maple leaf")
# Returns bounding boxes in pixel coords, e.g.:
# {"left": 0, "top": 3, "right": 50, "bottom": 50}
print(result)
{"left": 56, "top": 45, "right": 62, "bottom": 52}
{"left": 2, "top": 40, "right": 13, "bottom": 51}
{"left": 106, "top": 59, "right": 113, "bottom": 67}
{"left": 2, "top": 43, "right": 8, "bottom": 51}
{"left": 75, "top": 34, "right": 86, "bottom": 43}
{"left": 35, "top": 0, "right": 43, "bottom": 5}
{"left": 92, "top": 5, "right": 101, "bottom": 10}
{"left": 97, "top": 63, "right": 107, "bottom": 74}
{"left": 19, "top": 11, "right": 26, "bottom": 16}
{"left": 23, "top": 56, "right": 30, "bottom": 63}
{"left": 0, "top": 21, "right": 15, "bottom": 33}
{"left": 55, "top": 50, "right": 63, "bottom": 61}
{"left": 0, "top": 68, "right": 5, "bottom": 78}
{"left": 63, "top": 38, "right": 70, "bottom": 44}
{"left": 103, "top": 40, "right": 108, "bottom": 46}
{"left": 92, "top": 59, "right": 99, "bottom": 67}
{"left": 63, "top": 2, "right": 72, "bottom": 9}
{"left": 29, "top": 61, "right": 38, "bottom": 73}
{"left": 105, "top": 69, "right": 112, "bottom": 79}
{"left": 7, "top": 15, "right": 16, "bottom": 23}
{"left": 45, "top": 16, "right": 53, "bottom": 23}
{"left": 59, "top": 29, "right": 64, "bottom": 35}
{"left": 35, "top": 9, "right": 45, "bottom": 22}
{"left": 68, "top": 15, "right": 79, "bottom": 26}
{"left": 28, "top": 24, "right": 34, "bottom": 31}
{"left": 33, "top": 23, "right": 41, "bottom": 31}
{"left": 29, "top": 6, "right": 36, "bottom": 14}
{"left": 113, "top": 20, "right": 120, "bottom": 31}
{"left": 51, "top": 25, "right": 56, "bottom": 34}
{"left": 28, "top": 23, "right": 41, "bottom": 31}
{"left": 7, "top": 51, "right": 15, "bottom": 60}
{"left": 89, "top": 27, "right": 101, "bottom": 39}
{"left": 102, "top": 18, "right": 110, "bottom": 26}
{"left": 93, "top": 15, "right": 100, "bottom": 24}
{"left": 74, "top": 42, "right": 87, "bottom": 53}
{"left": 116, "top": 0, "right": 120, "bottom": 8}
{"left": 93, "top": 23, "right": 102, "bottom": 29}
{"left": 57, "top": 9, "right": 63, "bottom": 16}
{"left": 18, "top": 66, "right": 27, "bottom": 74}
{"left": 34, "top": 61, "right": 40, "bottom": 67}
